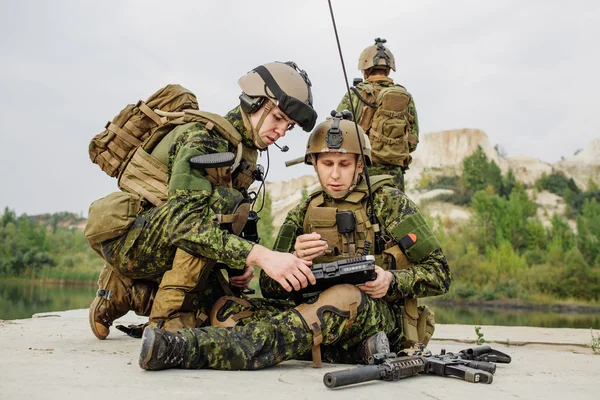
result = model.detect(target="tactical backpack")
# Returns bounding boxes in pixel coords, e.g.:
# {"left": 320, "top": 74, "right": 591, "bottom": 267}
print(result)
{"left": 86, "top": 85, "right": 258, "bottom": 247}
{"left": 356, "top": 83, "right": 417, "bottom": 168}
{"left": 89, "top": 84, "right": 199, "bottom": 178}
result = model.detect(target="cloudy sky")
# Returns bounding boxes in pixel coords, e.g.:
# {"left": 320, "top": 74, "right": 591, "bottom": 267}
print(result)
{"left": 1, "top": 0, "right": 599, "bottom": 216}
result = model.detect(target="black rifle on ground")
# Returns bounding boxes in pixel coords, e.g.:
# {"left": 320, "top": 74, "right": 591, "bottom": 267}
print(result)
{"left": 292, "top": 255, "right": 376, "bottom": 304}
{"left": 323, "top": 346, "right": 511, "bottom": 388}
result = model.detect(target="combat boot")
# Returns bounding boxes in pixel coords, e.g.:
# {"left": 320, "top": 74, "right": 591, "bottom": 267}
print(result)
{"left": 139, "top": 326, "right": 187, "bottom": 371}
{"left": 357, "top": 331, "right": 391, "bottom": 364}
{"left": 89, "top": 263, "right": 156, "bottom": 340}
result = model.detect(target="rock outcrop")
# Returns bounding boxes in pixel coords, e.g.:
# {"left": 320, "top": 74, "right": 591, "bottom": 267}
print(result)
{"left": 263, "top": 129, "right": 599, "bottom": 230}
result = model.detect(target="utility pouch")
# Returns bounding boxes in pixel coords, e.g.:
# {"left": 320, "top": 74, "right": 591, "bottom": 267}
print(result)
{"left": 307, "top": 207, "right": 343, "bottom": 256}
{"left": 84, "top": 191, "right": 142, "bottom": 244}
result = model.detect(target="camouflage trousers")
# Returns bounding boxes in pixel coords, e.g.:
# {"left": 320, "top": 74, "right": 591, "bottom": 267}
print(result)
{"left": 369, "top": 163, "right": 406, "bottom": 191}
{"left": 177, "top": 289, "right": 403, "bottom": 370}
{"left": 98, "top": 202, "right": 229, "bottom": 321}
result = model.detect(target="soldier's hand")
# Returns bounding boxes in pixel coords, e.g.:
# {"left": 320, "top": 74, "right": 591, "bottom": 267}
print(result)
{"left": 293, "top": 232, "right": 328, "bottom": 261}
{"left": 359, "top": 266, "right": 393, "bottom": 299}
{"left": 247, "top": 245, "right": 316, "bottom": 292}
{"left": 229, "top": 264, "right": 254, "bottom": 289}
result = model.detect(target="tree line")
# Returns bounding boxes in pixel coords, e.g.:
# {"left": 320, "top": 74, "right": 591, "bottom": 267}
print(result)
{"left": 1, "top": 149, "right": 599, "bottom": 304}
{"left": 427, "top": 146, "right": 600, "bottom": 304}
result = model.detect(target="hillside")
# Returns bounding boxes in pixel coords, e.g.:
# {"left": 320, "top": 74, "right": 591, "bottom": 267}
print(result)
{"left": 265, "top": 128, "right": 599, "bottom": 229}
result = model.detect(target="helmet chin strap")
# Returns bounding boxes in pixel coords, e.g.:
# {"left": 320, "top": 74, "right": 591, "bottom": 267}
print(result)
{"left": 240, "top": 100, "right": 275, "bottom": 150}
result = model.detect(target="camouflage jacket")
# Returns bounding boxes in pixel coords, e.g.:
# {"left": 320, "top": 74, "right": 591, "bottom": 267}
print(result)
{"left": 337, "top": 76, "right": 419, "bottom": 154}
{"left": 141, "top": 106, "right": 257, "bottom": 271}
{"left": 259, "top": 184, "right": 451, "bottom": 300}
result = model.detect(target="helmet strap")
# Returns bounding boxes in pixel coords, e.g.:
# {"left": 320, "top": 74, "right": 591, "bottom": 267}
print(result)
{"left": 240, "top": 100, "right": 275, "bottom": 150}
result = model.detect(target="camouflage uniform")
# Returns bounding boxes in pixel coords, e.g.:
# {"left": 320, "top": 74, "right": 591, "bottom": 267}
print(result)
{"left": 171, "top": 182, "right": 450, "bottom": 370}
{"left": 337, "top": 76, "right": 419, "bottom": 191}
{"left": 100, "top": 107, "right": 257, "bottom": 320}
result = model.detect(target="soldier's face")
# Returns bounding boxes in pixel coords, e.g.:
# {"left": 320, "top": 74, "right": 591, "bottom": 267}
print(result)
{"left": 249, "top": 102, "right": 295, "bottom": 147}
{"left": 314, "top": 153, "right": 363, "bottom": 198}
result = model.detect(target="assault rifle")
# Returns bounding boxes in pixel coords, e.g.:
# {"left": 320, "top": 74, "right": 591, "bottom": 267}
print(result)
{"left": 292, "top": 255, "right": 376, "bottom": 304}
{"left": 323, "top": 346, "right": 511, "bottom": 388}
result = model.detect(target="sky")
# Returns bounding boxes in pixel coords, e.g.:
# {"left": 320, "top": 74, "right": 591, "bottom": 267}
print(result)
{"left": 1, "top": 0, "right": 599, "bottom": 216}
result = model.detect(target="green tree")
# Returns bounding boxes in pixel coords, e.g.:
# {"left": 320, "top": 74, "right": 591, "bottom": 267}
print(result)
{"left": 576, "top": 199, "right": 600, "bottom": 265}
{"left": 486, "top": 161, "right": 503, "bottom": 195}
{"left": 501, "top": 169, "right": 517, "bottom": 198}
{"left": 256, "top": 190, "right": 275, "bottom": 249}
{"left": 463, "top": 146, "right": 490, "bottom": 194}
{"left": 300, "top": 187, "right": 309, "bottom": 202}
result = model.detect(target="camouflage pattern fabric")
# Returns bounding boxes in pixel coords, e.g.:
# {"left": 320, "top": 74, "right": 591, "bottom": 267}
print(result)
{"left": 337, "top": 76, "right": 418, "bottom": 191}
{"left": 100, "top": 106, "right": 257, "bottom": 318}
{"left": 367, "top": 163, "right": 406, "bottom": 191}
{"left": 178, "top": 290, "right": 397, "bottom": 370}
{"left": 167, "top": 183, "right": 450, "bottom": 370}
{"left": 260, "top": 182, "right": 450, "bottom": 355}
{"left": 260, "top": 183, "right": 450, "bottom": 305}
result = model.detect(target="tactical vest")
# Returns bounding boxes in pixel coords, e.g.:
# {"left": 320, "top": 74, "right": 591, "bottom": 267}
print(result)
{"left": 303, "top": 175, "right": 422, "bottom": 346}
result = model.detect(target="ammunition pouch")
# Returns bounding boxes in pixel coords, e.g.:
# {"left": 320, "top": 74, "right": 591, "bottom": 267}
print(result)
{"left": 390, "top": 213, "right": 440, "bottom": 263}
{"left": 84, "top": 191, "right": 143, "bottom": 245}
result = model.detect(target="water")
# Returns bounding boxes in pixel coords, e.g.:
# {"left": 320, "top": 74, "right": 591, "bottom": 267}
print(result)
{"left": 1, "top": 280, "right": 599, "bottom": 329}
{"left": 0, "top": 279, "right": 96, "bottom": 320}
{"left": 426, "top": 302, "right": 600, "bottom": 329}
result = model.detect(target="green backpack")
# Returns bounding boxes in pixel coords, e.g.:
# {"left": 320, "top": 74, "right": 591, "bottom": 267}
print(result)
{"left": 359, "top": 84, "right": 417, "bottom": 168}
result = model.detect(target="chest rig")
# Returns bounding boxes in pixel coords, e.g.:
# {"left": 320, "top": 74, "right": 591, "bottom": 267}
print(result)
{"left": 304, "top": 176, "right": 423, "bottom": 347}
{"left": 303, "top": 176, "right": 393, "bottom": 268}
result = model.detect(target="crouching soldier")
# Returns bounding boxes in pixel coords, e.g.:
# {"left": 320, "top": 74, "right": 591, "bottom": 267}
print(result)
{"left": 137, "top": 111, "right": 451, "bottom": 371}
{"left": 87, "top": 61, "right": 318, "bottom": 339}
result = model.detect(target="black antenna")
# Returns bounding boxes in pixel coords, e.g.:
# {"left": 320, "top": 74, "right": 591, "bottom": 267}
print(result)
{"left": 327, "top": 0, "right": 385, "bottom": 255}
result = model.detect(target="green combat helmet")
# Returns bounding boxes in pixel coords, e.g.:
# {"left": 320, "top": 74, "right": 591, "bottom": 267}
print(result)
{"left": 358, "top": 38, "right": 396, "bottom": 72}
{"left": 305, "top": 110, "right": 371, "bottom": 197}
{"left": 305, "top": 110, "right": 372, "bottom": 166}
{"left": 237, "top": 61, "right": 317, "bottom": 133}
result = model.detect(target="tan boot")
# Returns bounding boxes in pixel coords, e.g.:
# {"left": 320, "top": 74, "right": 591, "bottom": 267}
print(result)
{"left": 89, "top": 264, "right": 155, "bottom": 340}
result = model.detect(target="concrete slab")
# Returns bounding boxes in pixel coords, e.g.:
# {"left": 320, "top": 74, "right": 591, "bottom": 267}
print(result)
{"left": 1, "top": 309, "right": 599, "bottom": 400}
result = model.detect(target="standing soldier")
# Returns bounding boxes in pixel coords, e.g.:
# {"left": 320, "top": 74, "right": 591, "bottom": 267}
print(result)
{"left": 337, "top": 38, "right": 419, "bottom": 191}
{"left": 137, "top": 111, "right": 450, "bottom": 371}
{"left": 87, "top": 61, "right": 318, "bottom": 339}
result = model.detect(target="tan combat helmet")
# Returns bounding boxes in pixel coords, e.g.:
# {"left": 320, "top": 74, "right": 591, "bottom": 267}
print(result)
{"left": 305, "top": 110, "right": 372, "bottom": 166}
{"left": 358, "top": 38, "right": 396, "bottom": 72}
{"left": 238, "top": 61, "right": 317, "bottom": 132}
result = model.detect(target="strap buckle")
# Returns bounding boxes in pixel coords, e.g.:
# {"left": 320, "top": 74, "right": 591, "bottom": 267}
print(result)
{"left": 96, "top": 289, "right": 113, "bottom": 300}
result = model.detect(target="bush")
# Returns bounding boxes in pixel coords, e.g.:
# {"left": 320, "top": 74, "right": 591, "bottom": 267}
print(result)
{"left": 453, "top": 283, "right": 478, "bottom": 299}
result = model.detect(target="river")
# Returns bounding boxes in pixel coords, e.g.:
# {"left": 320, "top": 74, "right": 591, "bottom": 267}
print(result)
{"left": 1, "top": 280, "right": 599, "bottom": 329}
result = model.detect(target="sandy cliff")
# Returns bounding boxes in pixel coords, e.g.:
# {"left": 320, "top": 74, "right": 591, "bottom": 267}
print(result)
{"left": 265, "top": 129, "right": 599, "bottom": 229}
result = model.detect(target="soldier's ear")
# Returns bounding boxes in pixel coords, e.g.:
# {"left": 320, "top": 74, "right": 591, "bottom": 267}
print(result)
{"left": 357, "top": 156, "right": 364, "bottom": 174}
{"left": 311, "top": 154, "right": 319, "bottom": 173}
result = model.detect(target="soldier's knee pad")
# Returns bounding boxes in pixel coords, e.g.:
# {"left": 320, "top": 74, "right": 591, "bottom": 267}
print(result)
{"left": 294, "top": 284, "right": 366, "bottom": 343}
{"left": 293, "top": 284, "right": 366, "bottom": 368}
{"left": 210, "top": 296, "right": 254, "bottom": 327}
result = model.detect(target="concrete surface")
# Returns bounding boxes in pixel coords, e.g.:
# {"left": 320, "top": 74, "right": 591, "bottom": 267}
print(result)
{"left": 1, "top": 309, "right": 599, "bottom": 400}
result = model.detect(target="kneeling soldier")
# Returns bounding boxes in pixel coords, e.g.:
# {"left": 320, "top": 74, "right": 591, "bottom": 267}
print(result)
{"left": 138, "top": 111, "right": 451, "bottom": 371}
